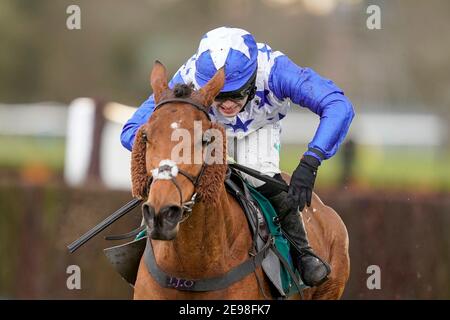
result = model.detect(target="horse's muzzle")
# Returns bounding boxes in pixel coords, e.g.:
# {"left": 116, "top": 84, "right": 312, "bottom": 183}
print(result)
{"left": 142, "top": 203, "right": 182, "bottom": 240}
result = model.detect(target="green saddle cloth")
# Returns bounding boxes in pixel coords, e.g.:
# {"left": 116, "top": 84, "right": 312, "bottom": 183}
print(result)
{"left": 246, "top": 184, "right": 301, "bottom": 296}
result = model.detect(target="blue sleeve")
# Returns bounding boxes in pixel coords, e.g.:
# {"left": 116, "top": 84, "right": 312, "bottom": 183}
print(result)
{"left": 269, "top": 55, "right": 355, "bottom": 161}
{"left": 120, "top": 71, "right": 185, "bottom": 151}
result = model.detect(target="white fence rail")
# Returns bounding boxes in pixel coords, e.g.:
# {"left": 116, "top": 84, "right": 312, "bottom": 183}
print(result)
{"left": 0, "top": 102, "right": 67, "bottom": 137}
{"left": 0, "top": 100, "right": 447, "bottom": 190}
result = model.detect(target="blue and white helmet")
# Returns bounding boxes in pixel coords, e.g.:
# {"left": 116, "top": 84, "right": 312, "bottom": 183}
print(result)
{"left": 195, "top": 26, "right": 258, "bottom": 93}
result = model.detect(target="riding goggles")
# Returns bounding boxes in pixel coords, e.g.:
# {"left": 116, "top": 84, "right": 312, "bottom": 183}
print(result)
{"left": 214, "top": 70, "right": 257, "bottom": 102}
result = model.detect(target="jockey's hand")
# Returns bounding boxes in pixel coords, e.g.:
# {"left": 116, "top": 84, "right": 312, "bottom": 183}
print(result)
{"left": 286, "top": 155, "right": 321, "bottom": 212}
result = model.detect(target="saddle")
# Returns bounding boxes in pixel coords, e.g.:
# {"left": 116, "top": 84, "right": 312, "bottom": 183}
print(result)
{"left": 104, "top": 168, "right": 306, "bottom": 298}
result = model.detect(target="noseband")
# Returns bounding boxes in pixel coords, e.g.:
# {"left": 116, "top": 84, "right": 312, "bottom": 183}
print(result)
{"left": 145, "top": 98, "right": 213, "bottom": 223}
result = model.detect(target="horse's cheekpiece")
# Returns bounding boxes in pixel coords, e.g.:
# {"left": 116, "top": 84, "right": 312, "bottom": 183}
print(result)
{"left": 104, "top": 168, "right": 307, "bottom": 298}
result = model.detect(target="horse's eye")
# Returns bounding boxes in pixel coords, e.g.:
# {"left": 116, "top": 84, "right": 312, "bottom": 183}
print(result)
{"left": 142, "top": 132, "right": 148, "bottom": 143}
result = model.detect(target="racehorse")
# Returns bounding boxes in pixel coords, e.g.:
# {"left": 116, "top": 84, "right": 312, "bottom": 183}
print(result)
{"left": 130, "top": 61, "right": 350, "bottom": 299}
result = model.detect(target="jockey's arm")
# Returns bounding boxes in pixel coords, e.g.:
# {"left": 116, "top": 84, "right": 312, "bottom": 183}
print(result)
{"left": 120, "top": 71, "right": 186, "bottom": 151}
{"left": 269, "top": 55, "right": 355, "bottom": 163}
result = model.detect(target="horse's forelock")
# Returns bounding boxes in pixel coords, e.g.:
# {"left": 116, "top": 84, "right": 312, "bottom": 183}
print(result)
{"left": 172, "top": 83, "right": 194, "bottom": 98}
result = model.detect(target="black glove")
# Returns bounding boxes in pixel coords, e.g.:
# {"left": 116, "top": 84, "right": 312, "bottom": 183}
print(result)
{"left": 285, "top": 155, "right": 320, "bottom": 212}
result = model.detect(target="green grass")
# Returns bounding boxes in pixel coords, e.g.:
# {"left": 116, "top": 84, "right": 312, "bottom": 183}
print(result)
{"left": 0, "top": 135, "right": 65, "bottom": 171}
{"left": 281, "top": 144, "right": 450, "bottom": 192}
{"left": 0, "top": 136, "right": 449, "bottom": 191}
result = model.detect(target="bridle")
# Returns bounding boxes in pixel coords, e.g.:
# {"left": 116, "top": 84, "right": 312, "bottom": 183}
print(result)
{"left": 136, "top": 98, "right": 303, "bottom": 297}
{"left": 143, "top": 97, "right": 214, "bottom": 223}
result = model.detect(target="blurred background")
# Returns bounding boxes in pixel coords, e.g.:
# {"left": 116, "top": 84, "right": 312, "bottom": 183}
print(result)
{"left": 0, "top": 0, "right": 449, "bottom": 299}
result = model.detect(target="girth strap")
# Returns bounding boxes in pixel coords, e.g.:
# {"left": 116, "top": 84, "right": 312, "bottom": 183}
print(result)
{"left": 143, "top": 236, "right": 273, "bottom": 292}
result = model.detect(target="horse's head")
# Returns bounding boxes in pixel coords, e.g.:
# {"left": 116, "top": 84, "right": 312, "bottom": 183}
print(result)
{"left": 131, "top": 61, "right": 227, "bottom": 240}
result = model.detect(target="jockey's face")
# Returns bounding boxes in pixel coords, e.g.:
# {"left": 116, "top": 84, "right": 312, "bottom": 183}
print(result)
{"left": 213, "top": 96, "right": 247, "bottom": 117}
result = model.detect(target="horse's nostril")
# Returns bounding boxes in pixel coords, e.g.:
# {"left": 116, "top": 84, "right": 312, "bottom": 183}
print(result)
{"left": 160, "top": 205, "right": 182, "bottom": 223}
{"left": 142, "top": 203, "right": 155, "bottom": 222}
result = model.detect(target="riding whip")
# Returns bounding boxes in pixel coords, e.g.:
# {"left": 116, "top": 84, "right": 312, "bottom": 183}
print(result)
{"left": 67, "top": 198, "right": 143, "bottom": 253}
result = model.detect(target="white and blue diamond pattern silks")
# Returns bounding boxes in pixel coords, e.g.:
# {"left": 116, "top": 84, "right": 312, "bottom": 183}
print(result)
{"left": 121, "top": 27, "right": 354, "bottom": 169}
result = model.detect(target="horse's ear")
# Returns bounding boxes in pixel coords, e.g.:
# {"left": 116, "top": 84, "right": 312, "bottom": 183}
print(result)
{"left": 150, "top": 60, "right": 169, "bottom": 103}
{"left": 199, "top": 67, "right": 225, "bottom": 106}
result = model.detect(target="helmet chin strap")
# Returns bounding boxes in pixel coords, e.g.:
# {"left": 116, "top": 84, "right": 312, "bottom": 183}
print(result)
{"left": 240, "top": 83, "right": 256, "bottom": 112}
{"left": 246, "top": 81, "right": 257, "bottom": 102}
{"left": 238, "top": 70, "right": 257, "bottom": 112}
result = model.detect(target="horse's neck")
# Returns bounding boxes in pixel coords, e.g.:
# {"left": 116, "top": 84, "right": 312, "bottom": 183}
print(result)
{"left": 152, "top": 186, "right": 246, "bottom": 278}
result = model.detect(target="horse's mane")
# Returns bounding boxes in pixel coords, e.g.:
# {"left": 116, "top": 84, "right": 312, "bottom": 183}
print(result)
{"left": 130, "top": 91, "right": 227, "bottom": 206}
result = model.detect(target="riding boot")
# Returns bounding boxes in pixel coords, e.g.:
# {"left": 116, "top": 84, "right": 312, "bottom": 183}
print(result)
{"left": 268, "top": 191, "right": 331, "bottom": 287}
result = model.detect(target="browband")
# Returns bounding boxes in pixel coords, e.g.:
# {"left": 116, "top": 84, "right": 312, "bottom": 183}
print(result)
{"left": 154, "top": 98, "right": 211, "bottom": 121}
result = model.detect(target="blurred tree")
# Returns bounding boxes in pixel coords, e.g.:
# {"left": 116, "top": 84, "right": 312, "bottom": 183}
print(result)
{"left": 340, "top": 138, "right": 356, "bottom": 187}
{"left": 0, "top": 0, "right": 448, "bottom": 120}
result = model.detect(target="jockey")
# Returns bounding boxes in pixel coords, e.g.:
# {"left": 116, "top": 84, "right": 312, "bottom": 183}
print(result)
{"left": 121, "top": 26, "right": 354, "bottom": 287}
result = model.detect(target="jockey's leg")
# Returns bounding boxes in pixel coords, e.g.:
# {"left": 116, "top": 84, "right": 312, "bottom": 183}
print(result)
{"left": 257, "top": 179, "right": 331, "bottom": 287}
{"left": 228, "top": 123, "right": 330, "bottom": 287}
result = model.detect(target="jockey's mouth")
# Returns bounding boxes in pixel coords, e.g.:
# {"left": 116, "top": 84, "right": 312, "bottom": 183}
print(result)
{"left": 214, "top": 97, "right": 248, "bottom": 116}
